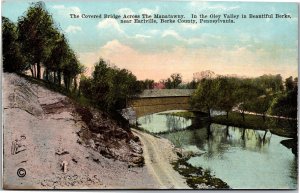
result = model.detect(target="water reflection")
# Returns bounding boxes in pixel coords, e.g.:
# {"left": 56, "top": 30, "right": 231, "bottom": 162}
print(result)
{"left": 139, "top": 111, "right": 297, "bottom": 189}
{"left": 163, "top": 123, "right": 274, "bottom": 156}
{"left": 138, "top": 110, "right": 192, "bottom": 133}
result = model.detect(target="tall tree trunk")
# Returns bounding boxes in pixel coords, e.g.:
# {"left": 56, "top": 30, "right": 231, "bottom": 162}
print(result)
{"left": 37, "top": 62, "right": 41, "bottom": 79}
{"left": 226, "top": 111, "right": 229, "bottom": 119}
{"left": 262, "top": 114, "right": 266, "bottom": 122}
{"left": 33, "top": 64, "right": 36, "bottom": 78}
{"left": 58, "top": 70, "right": 61, "bottom": 86}
{"left": 67, "top": 77, "right": 71, "bottom": 90}
{"left": 45, "top": 68, "right": 49, "bottom": 81}
{"left": 63, "top": 75, "right": 68, "bottom": 90}
{"left": 73, "top": 76, "right": 78, "bottom": 91}
{"left": 54, "top": 71, "right": 57, "bottom": 84}
{"left": 242, "top": 111, "right": 245, "bottom": 121}
{"left": 207, "top": 107, "right": 211, "bottom": 120}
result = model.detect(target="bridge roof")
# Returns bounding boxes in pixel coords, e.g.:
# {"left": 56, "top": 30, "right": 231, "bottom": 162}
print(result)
{"left": 136, "top": 89, "right": 195, "bottom": 98}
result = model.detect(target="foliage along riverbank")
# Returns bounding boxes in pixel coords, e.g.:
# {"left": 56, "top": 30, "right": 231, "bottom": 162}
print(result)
{"left": 165, "top": 111, "right": 297, "bottom": 138}
{"left": 212, "top": 112, "right": 297, "bottom": 138}
{"left": 172, "top": 155, "right": 230, "bottom": 189}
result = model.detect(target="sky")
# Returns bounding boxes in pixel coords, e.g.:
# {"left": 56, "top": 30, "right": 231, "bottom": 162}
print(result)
{"left": 2, "top": 0, "right": 298, "bottom": 81}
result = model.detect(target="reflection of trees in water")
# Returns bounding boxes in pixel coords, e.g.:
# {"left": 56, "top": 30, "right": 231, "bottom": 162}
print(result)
{"left": 289, "top": 157, "right": 298, "bottom": 185}
{"left": 205, "top": 124, "right": 230, "bottom": 158}
{"left": 138, "top": 114, "right": 153, "bottom": 125}
{"left": 163, "top": 128, "right": 207, "bottom": 150}
{"left": 205, "top": 125, "right": 273, "bottom": 157}
{"left": 242, "top": 129, "right": 272, "bottom": 152}
{"left": 170, "top": 132, "right": 184, "bottom": 148}
{"left": 165, "top": 114, "right": 191, "bottom": 131}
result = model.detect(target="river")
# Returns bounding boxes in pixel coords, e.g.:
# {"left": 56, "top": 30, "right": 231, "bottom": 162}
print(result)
{"left": 137, "top": 110, "right": 297, "bottom": 189}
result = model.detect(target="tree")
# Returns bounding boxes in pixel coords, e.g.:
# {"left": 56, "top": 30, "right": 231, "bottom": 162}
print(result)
{"left": 190, "top": 78, "right": 219, "bottom": 119}
{"left": 250, "top": 94, "right": 273, "bottom": 121}
{"left": 164, "top": 73, "right": 182, "bottom": 89}
{"left": 235, "top": 79, "right": 260, "bottom": 121}
{"left": 186, "top": 79, "right": 198, "bottom": 89}
{"left": 285, "top": 76, "right": 294, "bottom": 92}
{"left": 79, "top": 75, "right": 93, "bottom": 98}
{"left": 2, "top": 17, "right": 27, "bottom": 73}
{"left": 62, "top": 51, "right": 85, "bottom": 91}
{"left": 170, "top": 73, "right": 182, "bottom": 88}
{"left": 80, "top": 58, "right": 141, "bottom": 111}
{"left": 270, "top": 80, "right": 297, "bottom": 119}
{"left": 44, "top": 34, "right": 69, "bottom": 85}
{"left": 18, "top": 1, "right": 57, "bottom": 79}
{"left": 254, "top": 74, "right": 284, "bottom": 93}
{"left": 215, "top": 77, "right": 238, "bottom": 119}
{"left": 139, "top": 79, "right": 154, "bottom": 89}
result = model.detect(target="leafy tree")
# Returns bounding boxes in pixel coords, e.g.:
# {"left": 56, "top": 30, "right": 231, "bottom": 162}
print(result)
{"left": 164, "top": 73, "right": 182, "bottom": 89}
{"left": 62, "top": 51, "right": 85, "bottom": 90}
{"left": 18, "top": 1, "right": 57, "bottom": 79}
{"left": 44, "top": 34, "right": 69, "bottom": 85}
{"left": 170, "top": 73, "right": 182, "bottom": 88}
{"left": 190, "top": 78, "right": 220, "bottom": 118}
{"left": 235, "top": 79, "right": 260, "bottom": 121}
{"left": 250, "top": 94, "right": 273, "bottom": 121}
{"left": 285, "top": 76, "right": 294, "bottom": 92}
{"left": 255, "top": 74, "right": 284, "bottom": 93}
{"left": 139, "top": 79, "right": 154, "bottom": 89}
{"left": 2, "top": 17, "right": 27, "bottom": 72}
{"left": 215, "top": 77, "right": 238, "bottom": 119}
{"left": 186, "top": 79, "right": 198, "bottom": 89}
{"left": 79, "top": 75, "right": 93, "bottom": 97}
{"left": 270, "top": 79, "right": 297, "bottom": 119}
{"left": 80, "top": 58, "right": 141, "bottom": 111}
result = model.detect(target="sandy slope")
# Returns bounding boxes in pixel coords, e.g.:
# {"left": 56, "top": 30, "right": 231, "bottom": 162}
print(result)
{"left": 132, "top": 129, "right": 190, "bottom": 189}
{"left": 2, "top": 73, "right": 189, "bottom": 189}
{"left": 3, "top": 73, "right": 158, "bottom": 189}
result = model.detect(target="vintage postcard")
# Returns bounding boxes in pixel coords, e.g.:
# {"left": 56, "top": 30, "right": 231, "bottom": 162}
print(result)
{"left": 1, "top": 0, "right": 298, "bottom": 190}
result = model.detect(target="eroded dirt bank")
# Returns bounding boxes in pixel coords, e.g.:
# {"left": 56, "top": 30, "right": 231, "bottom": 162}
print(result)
{"left": 3, "top": 73, "right": 163, "bottom": 189}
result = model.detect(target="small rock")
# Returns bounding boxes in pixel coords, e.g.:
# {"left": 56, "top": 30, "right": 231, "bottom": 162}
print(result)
{"left": 88, "top": 139, "right": 95, "bottom": 149}
{"left": 61, "top": 161, "right": 68, "bottom": 173}
{"left": 55, "top": 148, "right": 69, "bottom": 155}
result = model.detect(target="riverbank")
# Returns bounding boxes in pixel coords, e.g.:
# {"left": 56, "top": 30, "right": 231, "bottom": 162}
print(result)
{"left": 133, "top": 128, "right": 230, "bottom": 189}
{"left": 132, "top": 129, "right": 190, "bottom": 189}
{"left": 212, "top": 112, "right": 297, "bottom": 138}
{"left": 3, "top": 73, "right": 159, "bottom": 189}
{"left": 138, "top": 110, "right": 297, "bottom": 189}
{"left": 163, "top": 111, "right": 297, "bottom": 138}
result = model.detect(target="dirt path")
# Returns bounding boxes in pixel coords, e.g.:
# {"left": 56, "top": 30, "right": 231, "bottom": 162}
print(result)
{"left": 132, "top": 129, "right": 189, "bottom": 189}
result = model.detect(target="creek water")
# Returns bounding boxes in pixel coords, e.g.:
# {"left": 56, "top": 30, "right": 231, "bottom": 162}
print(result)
{"left": 137, "top": 110, "right": 297, "bottom": 189}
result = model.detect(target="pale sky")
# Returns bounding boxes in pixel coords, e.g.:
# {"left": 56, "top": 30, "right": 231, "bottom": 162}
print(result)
{"left": 2, "top": 0, "right": 298, "bottom": 81}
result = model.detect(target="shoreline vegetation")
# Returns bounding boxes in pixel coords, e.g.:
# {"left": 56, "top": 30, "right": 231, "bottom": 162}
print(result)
{"left": 162, "top": 111, "right": 297, "bottom": 138}
{"left": 3, "top": 1, "right": 297, "bottom": 190}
